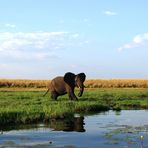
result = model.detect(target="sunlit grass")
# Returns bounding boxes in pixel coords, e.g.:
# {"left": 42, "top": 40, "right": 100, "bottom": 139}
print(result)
{"left": 0, "top": 79, "right": 49, "bottom": 88}
{"left": 0, "top": 79, "right": 148, "bottom": 88}
{"left": 0, "top": 88, "right": 148, "bottom": 125}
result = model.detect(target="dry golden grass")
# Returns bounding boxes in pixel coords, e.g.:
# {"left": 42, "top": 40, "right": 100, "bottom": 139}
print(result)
{"left": 85, "top": 79, "right": 148, "bottom": 88}
{"left": 0, "top": 79, "right": 50, "bottom": 88}
{"left": 0, "top": 79, "right": 148, "bottom": 88}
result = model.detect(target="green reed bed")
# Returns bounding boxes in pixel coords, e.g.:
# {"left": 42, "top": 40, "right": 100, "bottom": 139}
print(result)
{"left": 0, "top": 88, "right": 148, "bottom": 125}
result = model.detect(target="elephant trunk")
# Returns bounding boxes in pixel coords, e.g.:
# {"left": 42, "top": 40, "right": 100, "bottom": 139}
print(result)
{"left": 78, "top": 86, "right": 84, "bottom": 97}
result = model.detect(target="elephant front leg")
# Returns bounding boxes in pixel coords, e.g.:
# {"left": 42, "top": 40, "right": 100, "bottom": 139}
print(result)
{"left": 68, "top": 90, "right": 78, "bottom": 101}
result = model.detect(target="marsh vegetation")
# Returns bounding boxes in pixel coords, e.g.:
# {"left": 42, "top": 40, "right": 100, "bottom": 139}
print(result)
{"left": 0, "top": 86, "right": 148, "bottom": 124}
{"left": 0, "top": 79, "right": 148, "bottom": 88}
{"left": 0, "top": 79, "right": 148, "bottom": 147}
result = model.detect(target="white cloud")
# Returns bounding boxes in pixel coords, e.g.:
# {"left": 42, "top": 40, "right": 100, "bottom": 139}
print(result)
{"left": 118, "top": 33, "right": 148, "bottom": 51}
{"left": 104, "top": 10, "right": 117, "bottom": 16}
{"left": 83, "top": 18, "right": 89, "bottom": 22}
{"left": 0, "top": 31, "right": 79, "bottom": 60}
{"left": 5, "top": 23, "right": 16, "bottom": 28}
{"left": 0, "top": 64, "right": 8, "bottom": 68}
{"left": 71, "top": 33, "right": 79, "bottom": 38}
{"left": 59, "top": 19, "right": 65, "bottom": 24}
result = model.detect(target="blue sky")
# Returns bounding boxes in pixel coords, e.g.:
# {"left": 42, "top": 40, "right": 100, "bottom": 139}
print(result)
{"left": 0, "top": 0, "right": 148, "bottom": 79}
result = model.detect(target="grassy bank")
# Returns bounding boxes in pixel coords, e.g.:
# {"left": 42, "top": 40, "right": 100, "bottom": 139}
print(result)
{"left": 0, "top": 88, "right": 148, "bottom": 125}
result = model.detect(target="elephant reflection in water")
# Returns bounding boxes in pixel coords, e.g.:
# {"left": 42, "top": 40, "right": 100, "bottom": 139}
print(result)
{"left": 49, "top": 116, "right": 85, "bottom": 132}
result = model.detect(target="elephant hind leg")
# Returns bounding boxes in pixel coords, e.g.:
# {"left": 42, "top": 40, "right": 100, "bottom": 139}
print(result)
{"left": 51, "top": 91, "right": 58, "bottom": 100}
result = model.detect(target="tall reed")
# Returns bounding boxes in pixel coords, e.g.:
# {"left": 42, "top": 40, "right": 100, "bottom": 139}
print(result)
{"left": 0, "top": 79, "right": 148, "bottom": 88}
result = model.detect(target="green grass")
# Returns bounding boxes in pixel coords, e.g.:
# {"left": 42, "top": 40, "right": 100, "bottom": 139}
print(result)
{"left": 0, "top": 88, "right": 148, "bottom": 125}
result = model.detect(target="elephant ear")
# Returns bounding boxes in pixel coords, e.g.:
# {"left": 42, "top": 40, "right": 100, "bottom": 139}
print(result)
{"left": 64, "top": 72, "right": 76, "bottom": 86}
{"left": 77, "top": 73, "right": 86, "bottom": 82}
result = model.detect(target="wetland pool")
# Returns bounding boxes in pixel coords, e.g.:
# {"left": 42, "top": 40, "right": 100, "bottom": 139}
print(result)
{"left": 0, "top": 110, "right": 148, "bottom": 148}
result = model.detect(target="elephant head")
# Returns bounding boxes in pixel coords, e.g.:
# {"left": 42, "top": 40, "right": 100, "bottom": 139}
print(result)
{"left": 64, "top": 72, "right": 86, "bottom": 97}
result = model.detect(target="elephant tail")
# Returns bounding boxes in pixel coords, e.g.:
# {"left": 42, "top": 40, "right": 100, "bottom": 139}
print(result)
{"left": 43, "top": 88, "right": 50, "bottom": 97}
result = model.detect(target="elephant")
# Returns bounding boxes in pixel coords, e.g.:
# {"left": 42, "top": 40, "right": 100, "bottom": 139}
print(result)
{"left": 44, "top": 72, "right": 86, "bottom": 101}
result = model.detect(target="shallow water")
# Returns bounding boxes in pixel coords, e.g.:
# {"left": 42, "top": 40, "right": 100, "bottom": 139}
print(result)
{"left": 0, "top": 110, "right": 148, "bottom": 148}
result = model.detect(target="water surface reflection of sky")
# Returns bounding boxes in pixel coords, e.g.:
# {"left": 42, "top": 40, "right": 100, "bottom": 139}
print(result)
{"left": 0, "top": 110, "right": 148, "bottom": 148}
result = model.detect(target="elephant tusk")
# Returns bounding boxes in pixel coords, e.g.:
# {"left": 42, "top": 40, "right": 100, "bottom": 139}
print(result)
{"left": 77, "top": 85, "right": 80, "bottom": 88}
